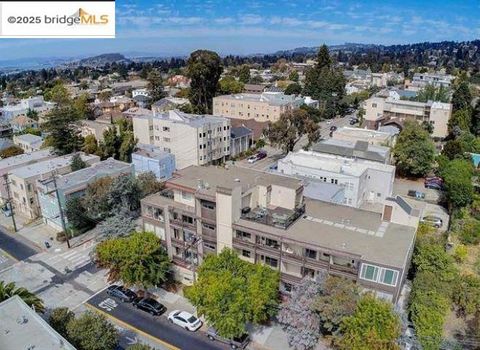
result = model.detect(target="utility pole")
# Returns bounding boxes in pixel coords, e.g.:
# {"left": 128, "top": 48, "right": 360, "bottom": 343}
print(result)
{"left": 44, "top": 172, "right": 70, "bottom": 248}
{"left": 184, "top": 236, "right": 202, "bottom": 283}
{"left": 2, "top": 174, "right": 17, "bottom": 232}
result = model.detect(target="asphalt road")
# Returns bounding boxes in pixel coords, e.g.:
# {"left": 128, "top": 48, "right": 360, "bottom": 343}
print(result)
{"left": 0, "top": 226, "right": 38, "bottom": 260}
{"left": 87, "top": 290, "right": 229, "bottom": 350}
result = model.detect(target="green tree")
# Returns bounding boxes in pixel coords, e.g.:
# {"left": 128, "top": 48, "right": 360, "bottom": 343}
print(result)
{"left": 303, "top": 45, "right": 346, "bottom": 119}
{"left": 137, "top": 172, "right": 164, "bottom": 197}
{"left": 0, "top": 145, "right": 24, "bottom": 158}
{"left": 453, "top": 274, "right": 480, "bottom": 315}
{"left": 98, "top": 90, "right": 112, "bottom": 102}
{"left": 288, "top": 70, "right": 299, "bottom": 82}
{"left": 448, "top": 109, "right": 472, "bottom": 134}
{"left": 82, "top": 134, "right": 98, "bottom": 155}
{"left": 99, "top": 127, "right": 120, "bottom": 159}
{"left": 48, "top": 307, "right": 75, "bottom": 339}
{"left": 0, "top": 281, "right": 44, "bottom": 313}
{"left": 314, "top": 276, "right": 359, "bottom": 334}
{"left": 284, "top": 83, "right": 302, "bottom": 95}
{"left": 95, "top": 231, "right": 170, "bottom": 287}
{"left": 185, "top": 249, "right": 279, "bottom": 339}
{"left": 218, "top": 76, "right": 244, "bottom": 95}
{"left": 452, "top": 81, "right": 472, "bottom": 113}
{"left": 42, "top": 106, "right": 83, "bottom": 155}
{"left": 65, "top": 196, "right": 94, "bottom": 232}
{"left": 71, "top": 153, "right": 87, "bottom": 172}
{"left": 186, "top": 50, "right": 223, "bottom": 113}
{"left": 74, "top": 93, "right": 93, "bottom": 120}
{"left": 472, "top": 100, "right": 480, "bottom": 136}
{"left": 392, "top": 121, "right": 435, "bottom": 177}
{"left": 439, "top": 158, "right": 473, "bottom": 208}
{"left": 265, "top": 109, "right": 319, "bottom": 153}
{"left": 415, "top": 84, "right": 449, "bottom": 103}
{"left": 412, "top": 236, "right": 458, "bottom": 282}
{"left": 238, "top": 65, "right": 251, "bottom": 84}
{"left": 26, "top": 108, "right": 39, "bottom": 121}
{"left": 66, "top": 311, "right": 118, "bottom": 350}
{"left": 335, "top": 294, "right": 401, "bottom": 350}
{"left": 147, "top": 69, "right": 165, "bottom": 102}
{"left": 44, "top": 82, "right": 71, "bottom": 106}
{"left": 107, "top": 175, "right": 142, "bottom": 212}
{"left": 83, "top": 177, "right": 114, "bottom": 219}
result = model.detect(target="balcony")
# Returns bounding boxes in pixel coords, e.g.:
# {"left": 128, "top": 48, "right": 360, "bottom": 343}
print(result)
{"left": 200, "top": 206, "right": 216, "bottom": 221}
{"left": 170, "top": 215, "right": 196, "bottom": 229}
{"left": 201, "top": 225, "right": 216, "bottom": 239}
{"left": 240, "top": 204, "right": 305, "bottom": 229}
{"left": 232, "top": 237, "right": 256, "bottom": 249}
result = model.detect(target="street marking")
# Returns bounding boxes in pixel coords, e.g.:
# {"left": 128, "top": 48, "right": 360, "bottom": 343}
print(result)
{"left": 72, "top": 284, "right": 110, "bottom": 311}
{"left": 0, "top": 249, "right": 18, "bottom": 262}
{"left": 85, "top": 303, "right": 181, "bottom": 350}
{"left": 126, "top": 336, "right": 138, "bottom": 345}
{"left": 99, "top": 298, "right": 118, "bottom": 311}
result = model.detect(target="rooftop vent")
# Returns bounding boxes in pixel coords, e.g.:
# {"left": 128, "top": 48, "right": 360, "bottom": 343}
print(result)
{"left": 234, "top": 178, "right": 240, "bottom": 182}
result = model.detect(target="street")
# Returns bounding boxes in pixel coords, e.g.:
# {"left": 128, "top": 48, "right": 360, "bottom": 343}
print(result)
{"left": 0, "top": 226, "right": 39, "bottom": 260}
{"left": 87, "top": 290, "right": 229, "bottom": 350}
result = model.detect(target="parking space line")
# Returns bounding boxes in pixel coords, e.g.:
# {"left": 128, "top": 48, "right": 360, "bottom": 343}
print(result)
{"left": 85, "top": 303, "right": 181, "bottom": 350}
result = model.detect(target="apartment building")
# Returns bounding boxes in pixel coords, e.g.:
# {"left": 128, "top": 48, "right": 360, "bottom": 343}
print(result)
{"left": 332, "top": 126, "right": 397, "bottom": 147}
{"left": 0, "top": 96, "right": 54, "bottom": 120}
{"left": 0, "top": 148, "right": 54, "bottom": 205}
{"left": 133, "top": 110, "right": 231, "bottom": 170}
{"left": 140, "top": 165, "right": 417, "bottom": 303}
{"left": 8, "top": 153, "right": 99, "bottom": 219}
{"left": 132, "top": 144, "right": 176, "bottom": 180}
{"left": 277, "top": 150, "right": 395, "bottom": 208}
{"left": 406, "top": 72, "right": 454, "bottom": 91}
{"left": 37, "top": 158, "right": 133, "bottom": 230}
{"left": 364, "top": 96, "right": 452, "bottom": 138}
{"left": 213, "top": 91, "right": 306, "bottom": 123}
{"left": 13, "top": 134, "right": 43, "bottom": 153}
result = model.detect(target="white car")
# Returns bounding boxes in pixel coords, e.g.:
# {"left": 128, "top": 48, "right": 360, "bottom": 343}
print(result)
{"left": 168, "top": 310, "right": 202, "bottom": 331}
{"left": 326, "top": 120, "right": 332, "bottom": 125}
{"left": 247, "top": 155, "right": 258, "bottom": 164}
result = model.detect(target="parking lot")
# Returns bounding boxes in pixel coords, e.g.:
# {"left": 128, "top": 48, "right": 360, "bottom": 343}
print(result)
{"left": 87, "top": 290, "right": 229, "bottom": 350}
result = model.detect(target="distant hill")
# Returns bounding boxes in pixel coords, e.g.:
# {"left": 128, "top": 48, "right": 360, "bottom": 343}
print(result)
{"left": 272, "top": 43, "right": 378, "bottom": 56}
{"left": 77, "top": 53, "right": 131, "bottom": 67}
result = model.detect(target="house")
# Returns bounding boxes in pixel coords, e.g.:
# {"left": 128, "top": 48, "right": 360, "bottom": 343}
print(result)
{"left": 133, "top": 110, "right": 230, "bottom": 169}
{"left": 331, "top": 127, "right": 397, "bottom": 147}
{"left": 13, "top": 134, "right": 43, "bottom": 153}
{"left": 243, "top": 84, "right": 265, "bottom": 94}
{"left": 140, "top": 165, "right": 417, "bottom": 303}
{"left": 152, "top": 97, "right": 190, "bottom": 114}
{"left": 277, "top": 150, "right": 395, "bottom": 208}
{"left": 167, "top": 75, "right": 191, "bottom": 89}
{"left": 406, "top": 72, "right": 454, "bottom": 91}
{"left": 132, "top": 88, "right": 149, "bottom": 98}
{"left": 132, "top": 144, "right": 176, "bottom": 180}
{"left": 0, "top": 96, "right": 54, "bottom": 120}
{"left": 363, "top": 96, "right": 452, "bottom": 138}
{"left": 230, "top": 126, "right": 253, "bottom": 157}
{"left": 8, "top": 153, "right": 99, "bottom": 219}
{"left": 123, "top": 107, "right": 153, "bottom": 120}
{"left": 213, "top": 91, "right": 306, "bottom": 123}
{"left": 79, "top": 119, "right": 113, "bottom": 142}
{"left": 133, "top": 94, "right": 151, "bottom": 108}
{"left": 0, "top": 295, "right": 76, "bottom": 350}
{"left": 312, "top": 139, "right": 391, "bottom": 164}
{"left": 37, "top": 158, "right": 133, "bottom": 231}
{"left": 9, "top": 115, "right": 39, "bottom": 133}
{"left": 0, "top": 148, "right": 54, "bottom": 206}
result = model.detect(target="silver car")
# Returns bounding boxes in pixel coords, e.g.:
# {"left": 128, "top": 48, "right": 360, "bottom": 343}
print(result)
{"left": 421, "top": 215, "right": 443, "bottom": 228}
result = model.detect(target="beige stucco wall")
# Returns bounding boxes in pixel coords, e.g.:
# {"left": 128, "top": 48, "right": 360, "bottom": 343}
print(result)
{"left": 270, "top": 185, "right": 296, "bottom": 210}
{"left": 429, "top": 105, "right": 451, "bottom": 138}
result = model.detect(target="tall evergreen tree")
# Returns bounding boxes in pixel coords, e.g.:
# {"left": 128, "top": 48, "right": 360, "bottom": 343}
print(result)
{"left": 452, "top": 81, "right": 472, "bottom": 113}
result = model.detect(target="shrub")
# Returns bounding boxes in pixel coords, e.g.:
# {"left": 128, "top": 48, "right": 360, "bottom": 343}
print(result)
{"left": 453, "top": 244, "right": 468, "bottom": 263}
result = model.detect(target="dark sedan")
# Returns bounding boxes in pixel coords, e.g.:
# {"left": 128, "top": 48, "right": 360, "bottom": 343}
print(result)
{"left": 106, "top": 285, "right": 137, "bottom": 303}
{"left": 133, "top": 297, "right": 167, "bottom": 316}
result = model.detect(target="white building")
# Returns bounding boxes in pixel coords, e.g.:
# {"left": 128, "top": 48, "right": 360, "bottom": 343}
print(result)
{"left": 277, "top": 150, "right": 395, "bottom": 208}
{"left": 132, "top": 88, "right": 150, "bottom": 98}
{"left": 13, "top": 134, "right": 43, "bottom": 153}
{"left": 133, "top": 110, "right": 231, "bottom": 169}
{"left": 407, "top": 72, "right": 454, "bottom": 91}
{"left": 0, "top": 96, "right": 54, "bottom": 120}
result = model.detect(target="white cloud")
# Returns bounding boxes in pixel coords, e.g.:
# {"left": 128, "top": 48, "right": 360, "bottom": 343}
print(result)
{"left": 241, "top": 14, "right": 263, "bottom": 25}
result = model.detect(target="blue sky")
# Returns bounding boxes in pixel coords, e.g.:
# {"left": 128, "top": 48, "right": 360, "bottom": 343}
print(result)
{"left": 0, "top": 0, "right": 479, "bottom": 60}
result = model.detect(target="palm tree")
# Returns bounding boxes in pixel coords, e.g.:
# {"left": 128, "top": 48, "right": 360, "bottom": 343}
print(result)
{"left": 0, "top": 281, "right": 45, "bottom": 313}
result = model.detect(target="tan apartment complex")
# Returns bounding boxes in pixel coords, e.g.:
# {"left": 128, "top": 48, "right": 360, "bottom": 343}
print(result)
{"left": 140, "top": 165, "right": 418, "bottom": 303}
{"left": 133, "top": 110, "right": 231, "bottom": 170}
{"left": 8, "top": 153, "right": 99, "bottom": 219}
{"left": 364, "top": 97, "right": 452, "bottom": 138}
{"left": 213, "top": 91, "right": 305, "bottom": 123}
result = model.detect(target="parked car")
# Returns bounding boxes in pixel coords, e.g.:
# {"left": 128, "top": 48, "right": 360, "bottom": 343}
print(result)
{"left": 349, "top": 118, "right": 358, "bottom": 125}
{"left": 133, "top": 297, "right": 166, "bottom": 316}
{"left": 326, "top": 120, "right": 332, "bottom": 125}
{"left": 407, "top": 190, "right": 426, "bottom": 200}
{"left": 330, "top": 125, "right": 337, "bottom": 132}
{"left": 168, "top": 310, "right": 202, "bottom": 331}
{"left": 256, "top": 150, "right": 267, "bottom": 160}
{"left": 424, "top": 181, "right": 443, "bottom": 190}
{"left": 207, "top": 327, "right": 250, "bottom": 349}
{"left": 247, "top": 155, "right": 258, "bottom": 164}
{"left": 106, "top": 285, "right": 137, "bottom": 302}
{"left": 425, "top": 176, "right": 443, "bottom": 183}
{"left": 421, "top": 215, "right": 443, "bottom": 228}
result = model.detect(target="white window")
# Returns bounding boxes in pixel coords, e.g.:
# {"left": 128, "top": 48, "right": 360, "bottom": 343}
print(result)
{"left": 360, "top": 263, "right": 398, "bottom": 287}
{"left": 182, "top": 191, "right": 193, "bottom": 201}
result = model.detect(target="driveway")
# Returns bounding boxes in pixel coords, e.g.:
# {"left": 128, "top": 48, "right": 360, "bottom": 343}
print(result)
{"left": 393, "top": 177, "right": 442, "bottom": 203}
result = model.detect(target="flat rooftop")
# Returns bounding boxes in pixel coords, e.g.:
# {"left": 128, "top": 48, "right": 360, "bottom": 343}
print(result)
{"left": 333, "top": 126, "right": 396, "bottom": 139}
{"left": 0, "top": 295, "right": 76, "bottom": 350}
{"left": 216, "top": 92, "right": 301, "bottom": 106}
{"left": 133, "top": 144, "right": 174, "bottom": 161}
{"left": 137, "top": 110, "right": 227, "bottom": 127}
{"left": 169, "top": 165, "right": 303, "bottom": 197}
{"left": 278, "top": 150, "right": 395, "bottom": 177}
{"left": 0, "top": 148, "right": 53, "bottom": 171}
{"left": 14, "top": 133, "right": 43, "bottom": 144}
{"left": 44, "top": 158, "right": 132, "bottom": 192}
{"left": 10, "top": 153, "right": 98, "bottom": 179}
{"left": 236, "top": 198, "right": 416, "bottom": 268}
{"left": 312, "top": 139, "right": 390, "bottom": 163}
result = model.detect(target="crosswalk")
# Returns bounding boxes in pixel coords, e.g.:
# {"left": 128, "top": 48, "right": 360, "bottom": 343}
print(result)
{"left": 41, "top": 242, "right": 96, "bottom": 272}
